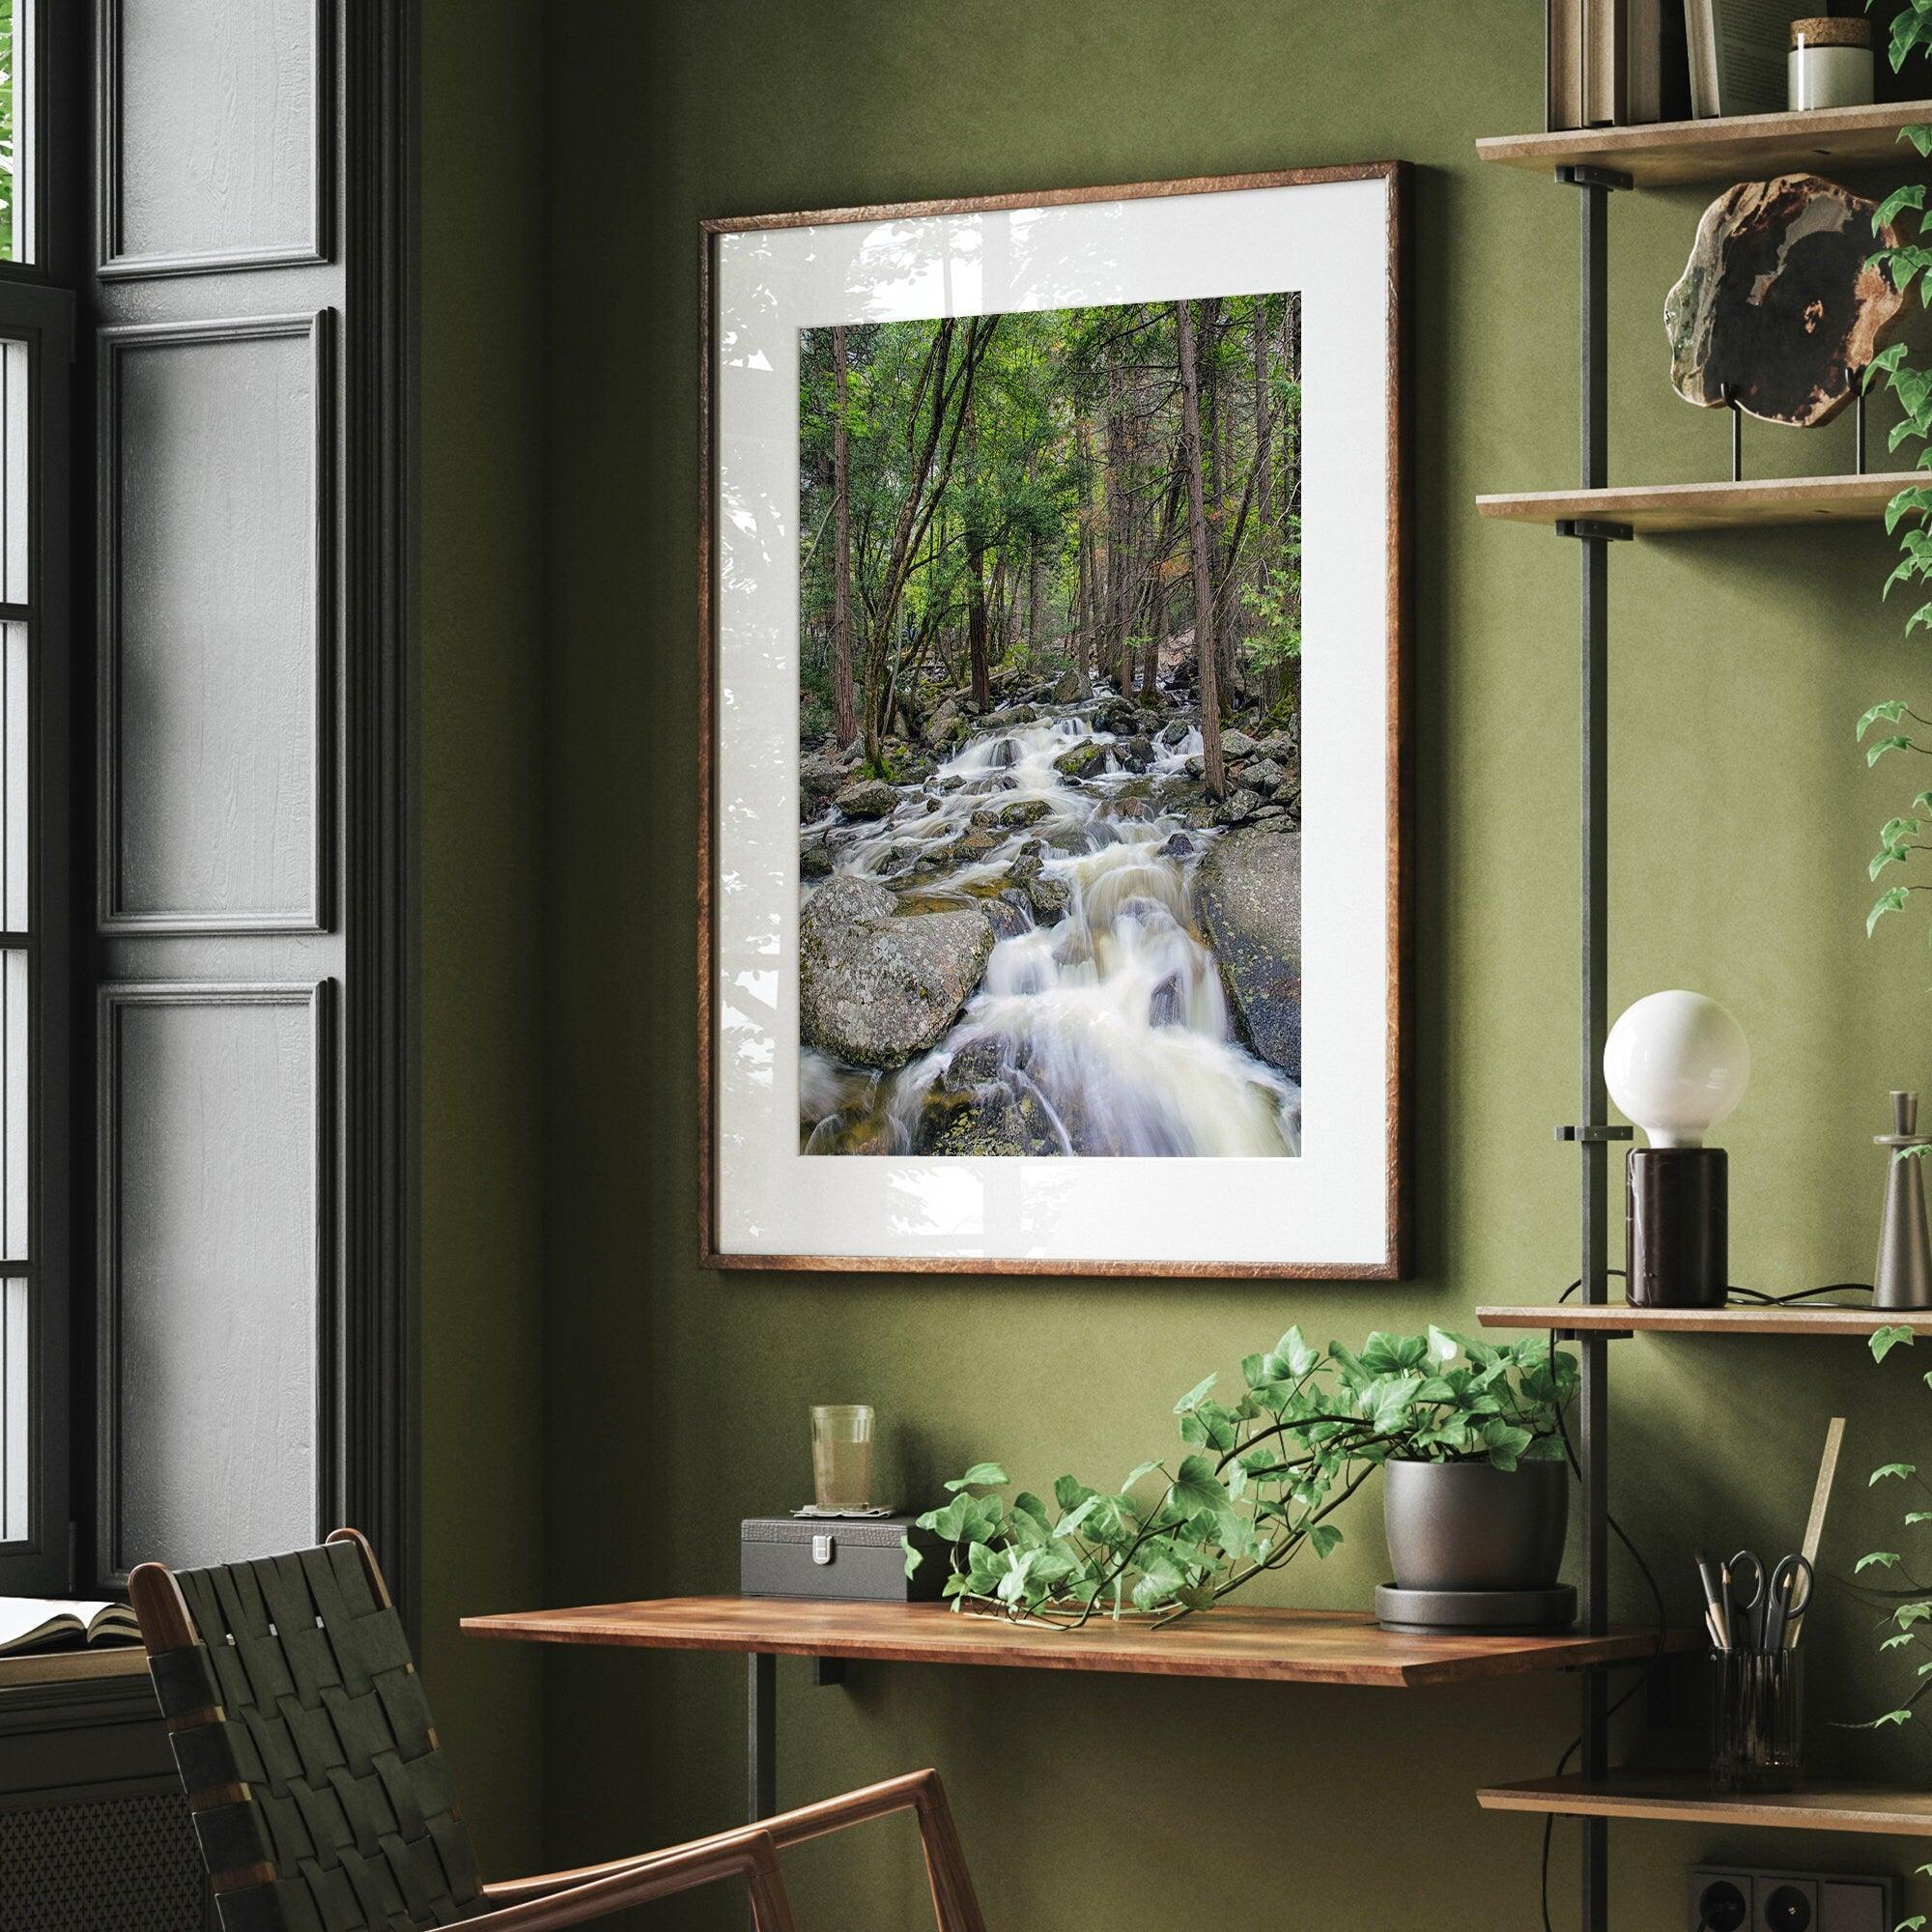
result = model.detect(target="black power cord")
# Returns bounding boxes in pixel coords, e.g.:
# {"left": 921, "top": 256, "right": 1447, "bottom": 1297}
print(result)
{"left": 1568, "top": 1267, "right": 1875, "bottom": 1310}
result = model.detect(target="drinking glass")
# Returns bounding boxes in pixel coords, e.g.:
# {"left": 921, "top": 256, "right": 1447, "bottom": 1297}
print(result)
{"left": 810, "top": 1405, "right": 874, "bottom": 1512}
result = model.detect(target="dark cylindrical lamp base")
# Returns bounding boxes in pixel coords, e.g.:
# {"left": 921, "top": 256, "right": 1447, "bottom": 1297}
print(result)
{"left": 1625, "top": 1146, "right": 1727, "bottom": 1308}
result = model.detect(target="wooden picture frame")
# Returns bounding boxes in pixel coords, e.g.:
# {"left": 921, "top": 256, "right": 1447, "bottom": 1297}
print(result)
{"left": 699, "top": 163, "right": 1408, "bottom": 1277}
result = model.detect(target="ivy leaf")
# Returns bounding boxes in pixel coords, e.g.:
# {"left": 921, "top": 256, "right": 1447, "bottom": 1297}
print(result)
{"left": 946, "top": 1462, "right": 1009, "bottom": 1492}
{"left": 1874, "top": 1324, "right": 1917, "bottom": 1362}
{"left": 1871, "top": 887, "right": 1912, "bottom": 935}
{"left": 1054, "top": 1473, "right": 1095, "bottom": 1514}
{"left": 1053, "top": 1495, "right": 1100, "bottom": 1541}
{"left": 1308, "top": 1523, "right": 1343, "bottom": 1559}
{"left": 1173, "top": 1373, "right": 1217, "bottom": 1415}
{"left": 1878, "top": 185, "right": 1929, "bottom": 234}
{"left": 1874, "top": 1462, "right": 1919, "bottom": 1484}
{"left": 901, "top": 1535, "right": 923, "bottom": 1580}
{"left": 1172, "top": 1454, "right": 1226, "bottom": 1517}
{"left": 1860, "top": 1551, "right": 1903, "bottom": 1572}
{"left": 1483, "top": 1418, "right": 1534, "bottom": 1471}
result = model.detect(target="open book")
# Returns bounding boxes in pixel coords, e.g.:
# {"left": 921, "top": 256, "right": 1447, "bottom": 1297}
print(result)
{"left": 0, "top": 1597, "right": 142, "bottom": 1656}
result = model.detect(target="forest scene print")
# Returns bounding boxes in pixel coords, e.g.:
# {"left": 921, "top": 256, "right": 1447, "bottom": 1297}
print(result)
{"left": 796, "top": 293, "right": 1305, "bottom": 1159}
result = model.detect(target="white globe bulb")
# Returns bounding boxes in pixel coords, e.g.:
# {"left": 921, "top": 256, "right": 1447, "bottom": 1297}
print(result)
{"left": 1603, "top": 990, "right": 1749, "bottom": 1149}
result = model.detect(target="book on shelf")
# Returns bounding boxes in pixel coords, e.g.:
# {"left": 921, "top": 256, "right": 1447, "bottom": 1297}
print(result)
{"left": 1685, "top": 0, "right": 1813, "bottom": 117}
{"left": 0, "top": 1596, "right": 142, "bottom": 1656}
{"left": 1550, "top": 0, "right": 1692, "bottom": 129}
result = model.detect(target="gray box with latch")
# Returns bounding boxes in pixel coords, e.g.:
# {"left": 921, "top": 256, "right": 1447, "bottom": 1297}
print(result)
{"left": 740, "top": 1515, "right": 948, "bottom": 1601}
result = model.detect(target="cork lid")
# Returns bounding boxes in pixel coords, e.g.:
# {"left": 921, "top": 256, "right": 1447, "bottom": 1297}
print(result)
{"left": 1790, "top": 15, "right": 1871, "bottom": 48}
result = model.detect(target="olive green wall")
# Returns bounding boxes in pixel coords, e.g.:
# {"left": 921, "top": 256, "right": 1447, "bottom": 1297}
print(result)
{"left": 418, "top": 0, "right": 546, "bottom": 1878}
{"left": 523, "top": 3, "right": 1932, "bottom": 1925}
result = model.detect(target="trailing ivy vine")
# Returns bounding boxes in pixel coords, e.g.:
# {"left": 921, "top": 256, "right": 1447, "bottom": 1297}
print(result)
{"left": 906, "top": 1326, "right": 1577, "bottom": 1629}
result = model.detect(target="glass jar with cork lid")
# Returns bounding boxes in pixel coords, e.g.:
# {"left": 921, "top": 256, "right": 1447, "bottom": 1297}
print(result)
{"left": 1788, "top": 15, "right": 1874, "bottom": 111}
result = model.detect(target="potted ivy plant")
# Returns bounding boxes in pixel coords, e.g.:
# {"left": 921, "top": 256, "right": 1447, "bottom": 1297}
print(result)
{"left": 907, "top": 1324, "right": 1577, "bottom": 1627}
{"left": 1340, "top": 1328, "right": 1577, "bottom": 1594}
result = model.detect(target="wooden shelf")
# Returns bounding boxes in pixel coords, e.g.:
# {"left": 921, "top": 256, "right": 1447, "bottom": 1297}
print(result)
{"left": 0, "top": 1645, "right": 148, "bottom": 1690}
{"left": 1478, "top": 1302, "right": 1916, "bottom": 1338}
{"left": 1480, "top": 1773, "right": 1932, "bottom": 1837}
{"left": 462, "top": 1595, "right": 1689, "bottom": 1690}
{"left": 1477, "top": 100, "right": 1932, "bottom": 190}
{"left": 1477, "top": 472, "right": 1913, "bottom": 534}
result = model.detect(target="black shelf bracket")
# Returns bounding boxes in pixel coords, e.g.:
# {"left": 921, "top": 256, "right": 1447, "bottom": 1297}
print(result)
{"left": 1556, "top": 518, "right": 1634, "bottom": 542}
{"left": 1555, "top": 162, "right": 1634, "bottom": 192}
{"left": 1556, "top": 1124, "right": 1634, "bottom": 1144}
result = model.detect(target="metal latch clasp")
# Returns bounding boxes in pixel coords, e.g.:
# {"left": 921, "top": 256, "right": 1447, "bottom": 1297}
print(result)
{"left": 811, "top": 1534, "right": 836, "bottom": 1565}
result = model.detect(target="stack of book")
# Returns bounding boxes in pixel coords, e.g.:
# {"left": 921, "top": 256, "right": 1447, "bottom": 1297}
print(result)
{"left": 1549, "top": 0, "right": 1815, "bottom": 128}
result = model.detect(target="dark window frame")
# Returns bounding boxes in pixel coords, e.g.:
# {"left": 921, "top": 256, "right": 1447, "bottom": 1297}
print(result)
{"left": 0, "top": 0, "right": 416, "bottom": 1618}
{"left": 0, "top": 0, "right": 81, "bottom": 1599}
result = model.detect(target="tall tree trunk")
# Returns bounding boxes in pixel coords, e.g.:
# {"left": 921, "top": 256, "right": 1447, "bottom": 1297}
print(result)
{"left": 965, "top": 403, "right": 989, "bottom": 710}
{"left": 830, "top": 325, "right": 857, "bottom": 748}
{"left": 1106, "top": 356, "right": 1129, "bottom": 689}
{"left": 1251, "top": 298, "right": 1274, "bottom": 710}
{"left": 1028, "top": 541, "right": 1043, "bottom": 658}
{"left": 1074, "top": 434, "right": 1094, "bottom": 678}
{"left": 861, "top": 314, "right": 994, "bottom": 766}
{"left": 1176, "top": 299, "right": 1224, "bottom": 797}
{"left": 1208, "top": 306, "right": 1238, "bottom": 697}
{"left": 1142, "top": 574, "right": 1164, "bottom": 700}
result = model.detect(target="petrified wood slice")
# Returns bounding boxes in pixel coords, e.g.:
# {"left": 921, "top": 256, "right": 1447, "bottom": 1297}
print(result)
{"left": 1663, "top": 173, "right": 1903, "bottom": 428}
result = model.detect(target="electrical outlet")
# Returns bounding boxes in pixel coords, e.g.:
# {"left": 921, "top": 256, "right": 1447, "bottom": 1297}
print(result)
{"left": 1758, "top": 1876, "right": 1817, "bottom": 1932}
{"left": 1690, "top": 1869, "right": 1751, "bottom": 1931}
{"left": 1690, "top": 1866, "right": 1894, "bottom": 1932}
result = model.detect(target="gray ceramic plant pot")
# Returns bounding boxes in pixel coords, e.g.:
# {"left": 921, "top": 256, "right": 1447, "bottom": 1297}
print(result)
{"left": 1382, "top": 1457, "right": 1568, "bottom": 1592}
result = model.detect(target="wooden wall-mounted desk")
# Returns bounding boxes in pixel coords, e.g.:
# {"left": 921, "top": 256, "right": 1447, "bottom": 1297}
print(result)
{"left": 463, "top": 1596, "right": 1683, "bottom": 1823}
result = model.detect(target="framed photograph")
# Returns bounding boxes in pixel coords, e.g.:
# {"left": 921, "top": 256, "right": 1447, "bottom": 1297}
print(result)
{"left": 701, "top": 163, "right": 1407, "bottom": 1277}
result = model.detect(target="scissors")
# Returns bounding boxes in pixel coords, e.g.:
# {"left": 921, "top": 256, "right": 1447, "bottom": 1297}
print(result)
{"left": 1724, "top": 1548, "right": 1813, "bottom": 1650}
{"left": 1722, "top": 1548, "right": 1768, "bottom": 1650}
{"left": 1762, "top": 1552, "right": 1814, "bottom": 1652}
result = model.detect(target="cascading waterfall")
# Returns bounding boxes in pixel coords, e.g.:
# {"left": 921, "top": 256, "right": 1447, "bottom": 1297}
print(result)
{"left": 802, "top": 691, "right": 1300, "bottom": 1158}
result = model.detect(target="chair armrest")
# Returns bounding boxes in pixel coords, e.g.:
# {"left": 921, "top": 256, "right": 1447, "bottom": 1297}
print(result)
{"left": 462, "top": 1827, "right": 796, "bottom": 1932}
{"left": 479, "top": 1769, "right": 984, "bottom": 1932}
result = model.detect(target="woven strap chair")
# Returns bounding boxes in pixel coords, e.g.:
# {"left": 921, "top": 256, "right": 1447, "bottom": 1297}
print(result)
{"left": 130, "top": 1527, "right": 987, "bottom": 1932}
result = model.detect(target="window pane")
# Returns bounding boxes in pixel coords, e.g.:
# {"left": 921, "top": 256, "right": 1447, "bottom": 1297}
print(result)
{"left": 3, "top": 622, "right": 20, "bottom": 934}
{"left": 0, "top": 1274, "right": 21, "bottom": 1543}
{"left": 3, "top": 950, "right": 23, "bottom": 1263}
{"left": 0, "top": 340, "right": 25, "bottom": 605}
{"left": 0, "top": 2, "right": 29, "bottom": 266}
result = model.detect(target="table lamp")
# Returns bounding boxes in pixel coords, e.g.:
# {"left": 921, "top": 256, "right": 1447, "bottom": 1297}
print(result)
{"left": 1604, "top": 990, "right": 1749, "bottom": 1308}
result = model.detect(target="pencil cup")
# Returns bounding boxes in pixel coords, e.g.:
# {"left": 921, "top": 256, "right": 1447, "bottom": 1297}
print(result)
{"left": 1710, "top": 1648, "right": 1803, "bottom": 1792}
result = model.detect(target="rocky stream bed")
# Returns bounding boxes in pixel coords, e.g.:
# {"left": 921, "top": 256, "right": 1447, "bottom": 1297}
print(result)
{"left": 798, "top": 668, "right": 1303, "bottom": 1158}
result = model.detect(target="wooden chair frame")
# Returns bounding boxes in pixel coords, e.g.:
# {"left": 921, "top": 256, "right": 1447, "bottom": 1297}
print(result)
{"left": 129, "top": 1528, "right": 988, "bottom": 1932}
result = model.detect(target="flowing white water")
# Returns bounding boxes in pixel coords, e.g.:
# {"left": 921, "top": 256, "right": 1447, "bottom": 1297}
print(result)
{"left": 802, "top": 690, "right": 1299, "bottom": 1158}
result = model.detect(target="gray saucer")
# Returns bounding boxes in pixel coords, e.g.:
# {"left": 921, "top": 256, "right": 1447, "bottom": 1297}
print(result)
{"left": 1375, "top": 1582, "right": 1577, "bottom": 1634}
